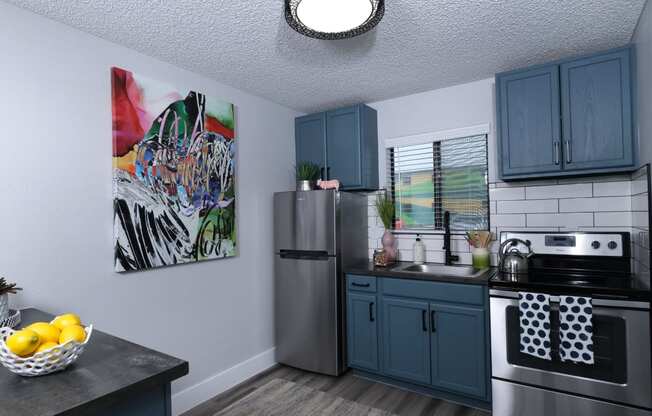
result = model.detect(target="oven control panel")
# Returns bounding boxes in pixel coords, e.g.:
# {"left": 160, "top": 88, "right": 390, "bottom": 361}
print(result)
{"left": 501, "top": 232, "right": 626, "bottom": 257}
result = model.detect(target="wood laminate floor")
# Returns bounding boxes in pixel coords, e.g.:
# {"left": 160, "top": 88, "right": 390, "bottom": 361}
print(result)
{"left": 183, "top": 365, "right": 490, "bottom": 416}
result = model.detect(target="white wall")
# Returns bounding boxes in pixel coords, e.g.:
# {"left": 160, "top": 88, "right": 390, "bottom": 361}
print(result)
{"left": 0, "top": 2, "right": 298, "bottom": 414}
{"left": 634, "top": 0, "right": 652, "bottom": 165}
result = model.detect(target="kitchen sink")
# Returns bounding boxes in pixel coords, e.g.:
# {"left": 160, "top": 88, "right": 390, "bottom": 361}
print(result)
{"left": 392, "top": 263, "right": 488, "bottom": 278}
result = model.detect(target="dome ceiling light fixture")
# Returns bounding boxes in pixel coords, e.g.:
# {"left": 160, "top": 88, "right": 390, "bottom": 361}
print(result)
{"left": 285, "top": 0, "right": 385, "bottom": 40}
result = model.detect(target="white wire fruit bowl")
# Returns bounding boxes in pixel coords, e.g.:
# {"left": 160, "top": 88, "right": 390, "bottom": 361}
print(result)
{"left": 0, "top": 324, "right": 93, "bottom": 377}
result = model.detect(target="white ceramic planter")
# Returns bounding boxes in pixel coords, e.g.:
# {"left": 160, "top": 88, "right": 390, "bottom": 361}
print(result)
{"left": 0, "top": 294, "right": 8, "bottom": 323}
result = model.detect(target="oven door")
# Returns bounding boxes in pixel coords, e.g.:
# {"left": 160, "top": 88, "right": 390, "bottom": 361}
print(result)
{"left": 490, "top": 289, "right": 652, "bottom": 409}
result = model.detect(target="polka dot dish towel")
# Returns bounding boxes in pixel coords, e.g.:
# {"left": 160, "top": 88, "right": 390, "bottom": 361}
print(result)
{"left": 559, "top": 296, "right": 594, "bottom": 364}
{"left": 519, "top": 292, "right": 551, "bottom": 360}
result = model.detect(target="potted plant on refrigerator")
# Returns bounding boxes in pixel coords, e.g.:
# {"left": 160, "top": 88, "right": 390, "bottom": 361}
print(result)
{"left": 296, "top": 162, "right": 321, "bottom": 191}
{"left": 375, "top": 194, "right": 397, "bottom": 265}
{"left": 0, "top": 277, "right": 21, "bottom": 323}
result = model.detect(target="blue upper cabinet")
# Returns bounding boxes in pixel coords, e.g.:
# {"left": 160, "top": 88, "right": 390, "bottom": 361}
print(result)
{"left": 327, "top": 107, "right": 362, "bottom": 188}
{"left": 295, "top": 112, "right": 327, "bottom": 178}
{"left": 498, "top": 65, "right": 562, "bottom": 176}
{"left": 295, "top": 104, "right": 378, "bottom": 190}
{"left": 497, "top": 46, "right": 636, "bottom": 180}
{"left": 560, "top": 48, "right": 634, "bottom": 171}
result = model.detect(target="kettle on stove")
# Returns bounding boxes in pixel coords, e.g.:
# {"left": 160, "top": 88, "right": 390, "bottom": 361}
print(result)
{"left": 498, "top": 238, "right": 534, "bottom": 275}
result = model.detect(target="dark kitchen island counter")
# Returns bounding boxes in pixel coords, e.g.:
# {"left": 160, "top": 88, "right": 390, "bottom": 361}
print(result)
{"left": 0, "top": 308, "right": 188, "bottom": 416}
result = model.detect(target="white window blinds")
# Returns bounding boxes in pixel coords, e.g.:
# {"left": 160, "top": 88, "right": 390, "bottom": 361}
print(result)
{"left": 387, "top": 134, "right": 489, "bottom": 231}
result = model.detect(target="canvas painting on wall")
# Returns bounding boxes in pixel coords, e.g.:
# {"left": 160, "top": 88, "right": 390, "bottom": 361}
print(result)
{"left": 111, "top": 67, "right": 237, "bottom": 272}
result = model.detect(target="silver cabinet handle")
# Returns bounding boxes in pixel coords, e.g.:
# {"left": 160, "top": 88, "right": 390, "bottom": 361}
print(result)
{"left": 554, "top": 142, "right": 560, "bottom": 165}
{"left": 565, "top": 140, "right": 572, "bottom": 163}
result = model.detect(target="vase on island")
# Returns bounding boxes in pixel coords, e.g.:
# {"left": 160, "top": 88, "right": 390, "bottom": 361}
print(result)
{"left": 0, "top": 294, "right": 8, "bottom": 322}
{"left": 0, "top": 278, "right": 22, "bottom": 322}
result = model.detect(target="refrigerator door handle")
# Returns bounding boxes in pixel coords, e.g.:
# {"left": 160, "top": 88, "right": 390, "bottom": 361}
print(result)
{"left": 279, "top": 250, "right": 330, "bottom": 260}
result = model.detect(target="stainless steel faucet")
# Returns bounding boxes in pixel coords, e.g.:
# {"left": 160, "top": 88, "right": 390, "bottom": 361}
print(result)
{"left": 443, "top": 211, "right": 459, "bottom": 266}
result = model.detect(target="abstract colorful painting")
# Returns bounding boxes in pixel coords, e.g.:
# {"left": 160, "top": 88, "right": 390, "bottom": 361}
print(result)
{"left": 112, "top": 67, "right": 236, "bottom": 272}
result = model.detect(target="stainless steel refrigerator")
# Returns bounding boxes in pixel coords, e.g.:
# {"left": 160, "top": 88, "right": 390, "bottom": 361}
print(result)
{"left": 274, "top": 190, "right": 368, "bottom": 376}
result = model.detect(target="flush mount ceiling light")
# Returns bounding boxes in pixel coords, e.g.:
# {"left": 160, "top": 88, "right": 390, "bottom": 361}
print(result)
{"left": 285, "top": 0, "right": 385, "bottom": 40}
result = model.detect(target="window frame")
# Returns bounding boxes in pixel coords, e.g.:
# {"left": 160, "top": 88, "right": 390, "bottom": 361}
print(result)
{"left": 384, "top": 124, "right": 491, "bottom": 234}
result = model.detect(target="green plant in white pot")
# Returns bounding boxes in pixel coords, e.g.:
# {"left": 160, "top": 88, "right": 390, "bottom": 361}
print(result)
{"left": 0, "top": 278, "right": 21, "bottom": 322}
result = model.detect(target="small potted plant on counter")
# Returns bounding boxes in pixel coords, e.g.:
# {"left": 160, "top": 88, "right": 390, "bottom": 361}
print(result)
{"left": 296, "top": 162, "right": 321, "bottom": 191}
{"left": 0, "top": 277, "right": 21, "bottom": 323}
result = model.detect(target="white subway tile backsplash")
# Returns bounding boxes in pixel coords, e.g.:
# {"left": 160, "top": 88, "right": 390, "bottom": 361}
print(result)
{"left": 525, "top": 183, "right": 592, "bottom": 199}
{"left": 490, "top": 200, "right": 497, "bottom": 215}
{"left": 559, "top": 196, "right": 631, "bottom": 213}
{"left": 494, "top": 179, "right": 557, "bottom": 188}
{"left": 492, "top": 214, "right": 526, "bottom": 227}
{"left": 426, "top": 251, "right": 445, "bottom": 263}
{"left": 594, "top": 212, "right": 632, "bottom": 227}
{"left": 632, "top": 178, "right": 648, "bottom": 195}
{"left": 632, "top": 193, "right": 649, "bottom": 212}
{"left": 527, "top": 213, "right": 593, "bottom": 227}
{"left": 557, "top": 174, "right": 630, "bottom": 184}
{"left": 497, "top": 199, "right": 558, "bottom": 214}
{"left": 632, "top": 211, "right": 649, "bottom": 229}
{"left": 593, "top": 181, "right": 632, "bottom": 197}
{"left": 490, "top": 187, "right": 525, "bottom": 201}
{"left": 368, "top": 169, "right": 649, "bottom": 266}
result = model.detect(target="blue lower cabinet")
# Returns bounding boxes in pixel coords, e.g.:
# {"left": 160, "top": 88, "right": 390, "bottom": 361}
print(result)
{"left": 346, "top": 274, "right": 490, "bottom": 407}
{"left": 430, "top": 303, "right": 487, "bottom": 398}
{"left": 381, "top": 297, "right": 431, "bottom": 385}
{"left": 346, "top": 292, "right": 379, "bottom": 372}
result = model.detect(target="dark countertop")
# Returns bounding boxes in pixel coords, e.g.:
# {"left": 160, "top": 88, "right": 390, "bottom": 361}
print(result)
{"left": 0, "top": 308, "right": 188, "bottom": 416}
{"left": 345, "top": 261, "right": 495, "bottom": 285}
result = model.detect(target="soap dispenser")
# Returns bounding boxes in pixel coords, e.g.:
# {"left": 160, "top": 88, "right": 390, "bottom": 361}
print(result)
{"left": 413, "top": 234, "right": 426, "bottom": 264}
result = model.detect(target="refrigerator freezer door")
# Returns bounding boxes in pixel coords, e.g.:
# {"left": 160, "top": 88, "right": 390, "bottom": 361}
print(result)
{"left": 274, "top": 191, "right": 336, "bottom": 255}
{"left": 274, "top": 255, "right": 341, "bottom": 375}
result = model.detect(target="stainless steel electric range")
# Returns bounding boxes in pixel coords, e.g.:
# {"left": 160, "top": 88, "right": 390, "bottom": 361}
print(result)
{"left": 489, "top": 231, "right": 651, "bottom": 416}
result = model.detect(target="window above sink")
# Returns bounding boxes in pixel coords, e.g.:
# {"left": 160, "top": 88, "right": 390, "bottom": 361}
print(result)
{"left": 385, "top": 125, "right": 490, "bottom": 233}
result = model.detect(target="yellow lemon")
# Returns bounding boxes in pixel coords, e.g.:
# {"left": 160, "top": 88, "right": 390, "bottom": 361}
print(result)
{"left": 26, "top": 322, "right": 60, "bottom": 344}
{"left": 52, "top": 313, "right": 82, "bottom": 330}
{"left": 59, "top": 325, "right": 86, "bottom": 344}
{"left": 35, "top": 341, "right": 58, "bottom": 354}
{"left": 5, "top": 329, "right": 40, "bottom": 357}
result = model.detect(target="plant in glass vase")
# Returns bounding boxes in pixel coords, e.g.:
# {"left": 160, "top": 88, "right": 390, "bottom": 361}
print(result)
{"left": 375, "top": 194, "right": 397, "bottom": 263}
{"left": 0, "top": 277, "right": 21, "bottom": 322}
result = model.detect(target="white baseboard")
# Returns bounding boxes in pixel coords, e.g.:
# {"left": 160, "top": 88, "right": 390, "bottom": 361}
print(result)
{"left": 171, "top": 347, "right": 277, "bottom": 416}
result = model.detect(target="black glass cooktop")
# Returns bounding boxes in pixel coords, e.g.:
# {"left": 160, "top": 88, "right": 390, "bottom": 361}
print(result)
{"left": 490, "top": 269, "right": 651, "bottom": 300}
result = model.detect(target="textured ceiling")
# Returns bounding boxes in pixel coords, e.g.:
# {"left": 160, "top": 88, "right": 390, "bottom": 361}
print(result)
{"left": 6, "top": 0, "right": 646, "bottom": 112}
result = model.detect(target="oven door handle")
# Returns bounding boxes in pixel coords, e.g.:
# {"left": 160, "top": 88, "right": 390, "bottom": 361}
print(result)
{"left": 489, "top": 288, "right": 650, "bottom": 310}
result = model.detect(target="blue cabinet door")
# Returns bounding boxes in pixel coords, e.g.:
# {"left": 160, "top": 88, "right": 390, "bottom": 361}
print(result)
{"left": 295, "top": 112, "right": 327, "bottom": 178}
{"left": 430, "top": 303, "right": 486, "bottom": 399}
{"left": 381, "top": 297, "right": 431, "bottom": 385}
{"left": 560, "top": 48, "right": 634, "bottom": 171}
{"left": 347, "top": 292, "right": 378, "bottom": 372}
{"left": 326, "top": 106, "right": 363, "bottom": 189}
{"left": 498, "top": 65, "right": 562, "bottom": 178}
